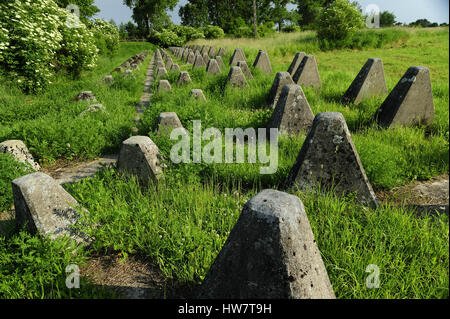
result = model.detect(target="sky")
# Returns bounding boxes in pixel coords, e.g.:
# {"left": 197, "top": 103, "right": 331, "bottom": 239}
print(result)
{"left": 93, "top": 0, "right": 449, "bottom": 26}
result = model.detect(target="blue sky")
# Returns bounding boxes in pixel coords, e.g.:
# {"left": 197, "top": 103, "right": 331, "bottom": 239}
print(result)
{"left": 93, "top": 0, "right": 449, "bottom": 26}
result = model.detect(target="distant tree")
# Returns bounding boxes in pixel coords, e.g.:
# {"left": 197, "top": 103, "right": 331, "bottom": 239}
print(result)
{"left": 440, "top": 22, "right": 449, "bottom": 27}
{"left": 409, "top": 19, "right": 432, "bottom": 27}
{"left": 379, "top": 11, "right": 396, "bottom": 27}
{"left": 316, "top": 0, "right": 364, "bottom": 48}
{"left": 179, "top": 0, "right": 209, "bottom": 27}
{"left": 296, "top": 0, "right": 335, "bottom": 29}
{"left": 124, "top": 0, "right": 178, "bottom": 36}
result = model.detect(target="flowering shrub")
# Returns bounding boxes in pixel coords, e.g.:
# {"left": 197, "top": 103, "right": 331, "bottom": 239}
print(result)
{"left": 57, "top": 10, "right": 99, "bottom": 76}
{"left": 0, "top": 0, "right": 99, "bottom": 92}
{"left": 0, "top": 21, "right": 8, "bottom": 63}
{"left": 89, "top": 19, "right": 120, "bottom": 55}
{"left": 0, "top": 0, "right": 63, "bottom": 91}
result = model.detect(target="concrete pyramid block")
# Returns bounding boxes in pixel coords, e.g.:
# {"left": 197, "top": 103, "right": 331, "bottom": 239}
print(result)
{"left": 227, "top": 66, "right": 249, "bottom": 88}
{"left": 74, "top": 91, "right": 96, "bottom": 102}
{"left": 202, "top": 52, "right": 210, "bottom": 64}
{"left": 285, "top": 112, "right": 378, "bottom": 207}
{"left": 293, "top": 55, "right": 322, "bottom": 89}
{"left": 253, "top": 50, "right": 272, "bottom": 73}
{"left": 117, "top": 136, "right": 163, "bottom": 185}
{"left": 12, "top": 172, "right": 90, "bottom": 244}
{"left": 206, "top": 59, "right": 221, "bottom": 74}
{"left": 177, "top": 71, "right": 192, "bottom": 86}
{"left": 374, "top": 66, "right": 434, "bottom": 127}
{"left": 267, "top": 84, "right": 314, "bottom": 135}
{"left": 341, "top": 58, "right": 388, "bottom": 105}
{"left": 186, "top": 51, "right": 195, "bottom": 64}
{"left": 182, "top": 49, "right": 189, "bottom": 61}
{"left": 1, "top": 140, "right": 41, "bottom": 171}
{"left": 157, "top": 80, "right": 172, "bottom": 93}
{"left": 229, "top": 48, "right": 246, "bottom": 66}
{"left": 170, "top": 63, "right": 180, "bottom": 72}
{"left": 156, "top": 112, "right": 184, "bottom": 135}
{"left": 267, "top": 72, "right": 294, "bottom": 108}
{"left": 208, "top": 46, "right": 216, "bottom": 57}
{"left": 190, "top": 89, "right": 207, "bottom": 102}
{"left": 217, "top": 47, "right": 226, "bottom": 56}
{"left": 193, "top": 55, "right": 206, "bottom": 68}
{"left": 156, "top": 67, "right": 167, "bottom": 79}
{"left": 288, "top": 52, "right": 306, "bottom": 76}
{"left": 165, "top": 56, "right": 173, "bottom": 70}
{"left": 197, "top": 189, "right": 336, "bottom": 299}
{"left": 215, "top": 55, "right": 225, "bottom": 68}
{"left": 237, "top": 61, "right": 253, "bottom": 79}
{"left": 201, "top": 45, "right": 210, "bottom": 55}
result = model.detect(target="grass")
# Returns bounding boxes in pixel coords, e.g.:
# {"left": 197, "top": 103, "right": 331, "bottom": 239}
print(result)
{"left": 0, "top": 42, "right": 156, "bottom": 164}
{"left": 0, "top": 28, "right": 448, "bottom": 299}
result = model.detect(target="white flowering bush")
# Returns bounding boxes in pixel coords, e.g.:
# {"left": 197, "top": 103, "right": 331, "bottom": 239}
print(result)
{"left": 89, "top": 19, "right": 120, "bottom": 55}
{"left": 0, "top": 0, "right": 63, "bottom": 91}
{"left": 0, "top": 0, "right": 99, "bottom": 92}
{"left": 57, "top": 10, "right": 98, "bottom": 76}
{"left": 0, "top": 22, "right": 8, "bottom": 63}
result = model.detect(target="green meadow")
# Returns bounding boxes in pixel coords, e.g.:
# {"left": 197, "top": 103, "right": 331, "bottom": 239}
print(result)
{"left": 0, "top": 28, "right": 448, "bottom": 299}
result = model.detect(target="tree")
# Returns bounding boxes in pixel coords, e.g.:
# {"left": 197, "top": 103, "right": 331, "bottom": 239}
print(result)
{"left": 179, "top": 0, "right": 209, "bottom": 27}
{"left": 316, "top": 0, "right": 364, "bottom": 48}
{"left": 296, "top": 0, "right": 334, "bottom": 29}
{"left": 123, "top": 0, "right": 178, "bottom": 36}
{"left": 54, "top": 0, "right": 100, "bottom": 23}
{"left": 380, "top": 10, "right": 396, "bottom": 27}
{"left": 409, "top": 19, "right": 432, "bottom": 27}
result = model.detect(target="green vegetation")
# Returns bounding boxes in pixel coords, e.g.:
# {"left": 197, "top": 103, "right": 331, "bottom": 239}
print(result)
{"left": 0, "top": 27, "right": 448, "bottom": 299}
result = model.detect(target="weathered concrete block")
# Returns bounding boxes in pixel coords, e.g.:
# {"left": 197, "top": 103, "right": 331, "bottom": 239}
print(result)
{"left": 201, "top": 45, "right": 210, "bottom": 55}
{"left": 12, "top": 172, "right": 90, "bottom": 244}
{"left": 79, "top": 104, "right": 106, "bottom": 117}
{"left": 197, "top": 189, "right": 336, "bottom": 299}
{"left": 193, "top": 55, "right": 206, "bottom": 68}
{"left": 206, "top": 59, "right": 221, "bottom": 74}
{"left": 157, "top": 80, "right": 172, "bottom": 93}
{"left": 177, "top": 71, "right": 192, "bottom": 86}
{"left": 292, "top": 55, "right": 322, "bottom": 89}
{"left": 215, "top": 56, "right": 225, "bottom": 68}
{"left": 0, "top": 140, "right": 40, "bottom": 171}
{"left": 267, "top": 84, "right": 314, "bottom": 135}
{"left": 267, "top": 72, "right": 294, "bottom": 108}
{"left": 374, "top": 66, "right": 434, "bottom": 127}
{"left": 287, "top": 52, "right": 306, "bottom": 76}
{"left": 156, "top": 112, "right": 184, "bottom": 135}
{"left": 237, "top": 61, "right": 253, "bottom": 79}
{"left": 117, "top": 136, "right": 163, "bottom": 185}
{"left": 165, "top": 56, "right": 173, "bottom": 70}
{"left": 227, "top": 66, "right": 249, "bottom": 88}
{"left": 253, "top": 50, "right": 272, "bottom": 73}
{"left": 156, "top": 67, "right": 168, "bottom": 79}
{"left": 182, "top": 49, "right": 189, "bottom": 61}
{"left": 217, "top": 47, "right": 226, "bottom": 56}
{"left": 202, "top": 52, "right": 210, "bottom": 64}
{"left": 102, "top": 75, "right": 114, "bottom": 84}
{"left": 190, "top": 89, "right": 207, "bottom": 102}
{"left": 186, "top": 51, "right": 196, "bottom": 64}
{"left": 208, "top": 46, "right": 217, "bottom": 57}
{"left": 341, "top": 58, "right": 388, "bottom": 105}
{"left": 229, "top": 48, "right": 246, "bottom": 66}
{"left": 170, "top": 63, "right": 180, "bottom": 72}
{"left": 285, "top": 112, "right": 378, "bottom": 207}
{"left": 74, "top": 91, "right": 96, "bottom": 102}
